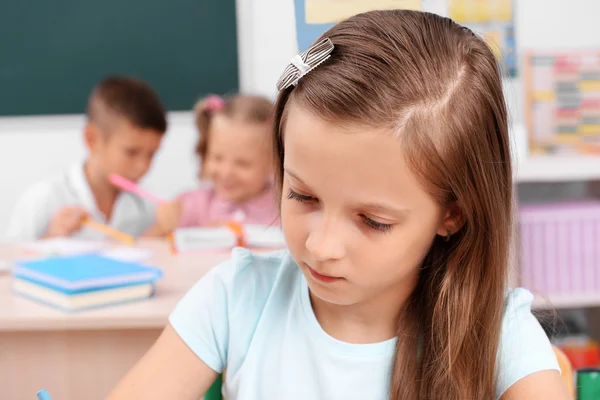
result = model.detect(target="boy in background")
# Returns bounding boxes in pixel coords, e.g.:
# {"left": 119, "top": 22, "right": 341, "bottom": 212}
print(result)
{"left": 6, "top": 76, "right": 167, "bottom": 241}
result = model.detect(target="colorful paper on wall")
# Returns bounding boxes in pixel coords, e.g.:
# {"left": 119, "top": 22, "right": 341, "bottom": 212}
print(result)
{"left": 305, "top": 0, "right": 422, "bottom": 24}
{"left": 449, "top": 0, "right": 516, "bottom": 76}
{"left": 449, "top": 0, "right": 511, "bottom": 22}
{"left": 526, "top": 51, "right": 600, "bottom": 154}
{"left": 294, "top": 0, "right": 421, "bottom": 52}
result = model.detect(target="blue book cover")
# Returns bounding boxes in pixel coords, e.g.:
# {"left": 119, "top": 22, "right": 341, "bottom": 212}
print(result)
{"left": 13, "top": 254, "right": 162, "bottom": 291}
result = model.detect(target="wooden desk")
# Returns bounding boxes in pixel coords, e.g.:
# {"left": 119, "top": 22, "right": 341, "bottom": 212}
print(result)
{"left": 0, "top": 240, "right": 230, "bottom": 400}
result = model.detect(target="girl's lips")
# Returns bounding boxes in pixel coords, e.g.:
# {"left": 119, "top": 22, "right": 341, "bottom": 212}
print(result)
{"left": 308, "top": 266, "right": 342, "bottom": 284}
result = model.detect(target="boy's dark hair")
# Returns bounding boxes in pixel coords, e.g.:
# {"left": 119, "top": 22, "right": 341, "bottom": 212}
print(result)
{"left": 87, "top": 76, "right": 167, "bottom": 134}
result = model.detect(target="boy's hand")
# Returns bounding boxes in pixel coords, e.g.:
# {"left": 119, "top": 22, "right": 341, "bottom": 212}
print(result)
{"left": 156, "top": 200, "right": 183, "bottom": 233}
{"left": 44, "top": 206, "right": 89, "bottom": 238}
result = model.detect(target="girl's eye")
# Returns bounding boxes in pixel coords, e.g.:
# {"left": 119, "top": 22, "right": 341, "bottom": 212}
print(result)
{"left": 286, "top": 188, "right": 393, "bottom": 233}
{"left": 361, "top": 215, "right": 393, "bottom": 233}
{"left": 287, "top": 188, "right": 317, "bottom": 203}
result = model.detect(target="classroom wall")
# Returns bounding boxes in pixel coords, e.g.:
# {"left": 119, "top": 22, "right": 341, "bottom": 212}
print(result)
{"left": 0, "top": 0, "right": 599, "bottom": 240}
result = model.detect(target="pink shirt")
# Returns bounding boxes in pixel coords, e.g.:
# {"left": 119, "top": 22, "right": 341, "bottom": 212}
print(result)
{"left": 178, "top": 185, "right": 279, "bottom": 227}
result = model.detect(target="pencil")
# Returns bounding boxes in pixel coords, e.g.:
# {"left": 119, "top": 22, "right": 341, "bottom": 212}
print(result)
{"left": 82, "top": 217, "right": 135, "bottom": 245}
{"left": 167, "top": 232, "right": 178, "bottom": 254}
{"left": 109, "top": 174, "right": 164, "bottom": 204}
{"left": 37, "top": 389, "right": 53, "bottom": 400}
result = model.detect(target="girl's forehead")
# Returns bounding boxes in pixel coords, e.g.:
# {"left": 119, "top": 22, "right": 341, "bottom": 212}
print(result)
{"left": 282, "top": 104, "right": 430, "bottom": 206}
{"left": 283, "top": 103, "right": 400, "bottom": 162}
{"left": 211, "top": 116, "right": 270, "bottom": 146}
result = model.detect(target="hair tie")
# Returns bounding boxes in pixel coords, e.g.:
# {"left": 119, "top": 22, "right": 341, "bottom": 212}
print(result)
{"left": 205, "top": 95, "right": 225, "bottom": 113}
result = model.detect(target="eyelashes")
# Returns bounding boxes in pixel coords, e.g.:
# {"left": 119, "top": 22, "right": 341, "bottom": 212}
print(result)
{"left": 361, "top": 217, "right": 393, "bottom": 233}
{"left": 286, "top": 188, "right": 315, "bottom": 203}
{"left": 286, "top": 188, "right": 393, "bottom": 234}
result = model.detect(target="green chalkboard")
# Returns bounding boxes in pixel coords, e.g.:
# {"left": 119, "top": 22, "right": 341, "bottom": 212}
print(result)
{"left": 0, "top": 0, "right": 238, "bottom": 116}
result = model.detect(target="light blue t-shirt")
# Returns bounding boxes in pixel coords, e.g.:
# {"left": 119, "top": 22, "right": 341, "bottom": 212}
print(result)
{"left": 169, "top": 248, "right": 559, "bottom": 399}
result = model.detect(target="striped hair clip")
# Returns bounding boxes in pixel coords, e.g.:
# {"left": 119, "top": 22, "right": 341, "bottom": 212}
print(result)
{"left": 276, "top": 38, "right": 335, "bottom": 91}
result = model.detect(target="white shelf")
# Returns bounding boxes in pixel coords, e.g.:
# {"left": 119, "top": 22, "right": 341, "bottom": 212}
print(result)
{"left": 516, "top": 156, "right": 600, "bottom": 183}
{"left": 532, "top": 293, "right": 600, "bottom": 310}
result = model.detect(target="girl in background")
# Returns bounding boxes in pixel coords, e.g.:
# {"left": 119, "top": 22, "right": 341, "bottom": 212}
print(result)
{"left": 147, "top": 94, "right": 278, "bottom": 236}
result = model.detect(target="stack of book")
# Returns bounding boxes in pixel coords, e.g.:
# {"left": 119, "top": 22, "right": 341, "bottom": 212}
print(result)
{"left": 12, "top": 254, "right": 162, "bottom": 312}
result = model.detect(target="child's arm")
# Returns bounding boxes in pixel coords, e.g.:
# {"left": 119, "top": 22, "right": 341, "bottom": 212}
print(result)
{"left": 142, "top": 200, "right": 183, "bottom": 237}
{"left": 42, "top": 206, "right": 89, "bottom": 239}
{"left": 143, "top": 189, "right": 212, "bottom": 237}
{"left": 497, "top": 289, "right": 571, "bottom": 399}
{"left": 141, "top": 223, "right": 167, "bottom": 237}
{"left": 107, "top": 324, "right": 218, "bottom": 400}
{"left": 500, "top": 370, "right": 570, "bottom": 400}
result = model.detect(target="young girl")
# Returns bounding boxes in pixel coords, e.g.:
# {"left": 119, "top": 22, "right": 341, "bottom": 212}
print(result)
{"left": 110, "top": 11, "right": 569, "bottom": 400}
{"left": 147, "top": 94, "right": 278, "bottom": 235}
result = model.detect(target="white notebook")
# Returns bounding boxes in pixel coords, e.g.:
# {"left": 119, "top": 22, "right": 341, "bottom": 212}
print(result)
{"left": 174, "top": 224, "right": 286, "bottom": 253}
{"left": 13, "top": 278, "right": 154, "bottom": 312}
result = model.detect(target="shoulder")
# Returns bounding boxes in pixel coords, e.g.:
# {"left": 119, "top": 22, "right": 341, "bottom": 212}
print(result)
{"left": 12, "top": 169, "right": 74, "bottom": 213}
{"left": 19, "top": 176, "right": 66, "bottom": 203}
{"left": 179, "top": 187, "right": 214, "bottom": 206}
{"left": 6, "top": 173, "right": 70, "bottom": 240}
{"left": 177, "top": 187, "right": 215, "bottom": 226}
{"left": 178, "top": 187, "right": 217, "bottom": 216}
{"left": 168, "top": 248, "right": 296, "bottom": 372}
{"left": 502, "top": 288, "right": 538, "bottom": 326}
{"left": 203, "top": 247, "right": 298, "bottom": 344}
{"left": 496, "top": 288, "right": 560, "bottom": 399}
{"left": 206, "top": 247, "right": 294, "bottom": 300}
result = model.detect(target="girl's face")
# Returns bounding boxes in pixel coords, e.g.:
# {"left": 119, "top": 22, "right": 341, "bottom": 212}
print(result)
{"left": 281, "top": 103, "right": 452, "bottom": 309}
{"left": 204, "top": 116, "right": 272, "bottom": 203}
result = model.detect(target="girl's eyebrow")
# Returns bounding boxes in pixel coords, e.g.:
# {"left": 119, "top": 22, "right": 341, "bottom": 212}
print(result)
{"left": 284, "top": 168, "right": 309, "bottom": 186}
{"left": 284, "top": 167, "right": 410, "bottom": 219}
{"left": 284, "top": 167, "right": 319, "bottom": 194}
{"left": 357, "top": 202, "right": 411, "bottom": 219}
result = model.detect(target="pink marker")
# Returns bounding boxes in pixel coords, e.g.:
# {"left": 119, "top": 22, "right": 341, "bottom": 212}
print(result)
{"left": 109, "top": 174, "right": 164, "bottom": 204}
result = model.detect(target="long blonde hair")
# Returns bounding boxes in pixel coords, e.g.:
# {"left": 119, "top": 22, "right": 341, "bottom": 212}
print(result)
{"left": 273, "top": 10, "right": 512, "bottom": 399}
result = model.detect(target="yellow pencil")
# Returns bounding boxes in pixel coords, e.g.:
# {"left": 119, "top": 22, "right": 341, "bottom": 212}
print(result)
{"left": 82, "top": 217, "right": 135, "bottom": 245}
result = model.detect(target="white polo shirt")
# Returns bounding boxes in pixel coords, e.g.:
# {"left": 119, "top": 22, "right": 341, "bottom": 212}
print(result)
{"left": 6, "top": 163, "right": 156, "bottom": 241}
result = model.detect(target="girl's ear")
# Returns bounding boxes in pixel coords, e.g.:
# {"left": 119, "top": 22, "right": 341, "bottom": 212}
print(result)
{"left": 436, "top": 201, "right": 465, "bottom": 237}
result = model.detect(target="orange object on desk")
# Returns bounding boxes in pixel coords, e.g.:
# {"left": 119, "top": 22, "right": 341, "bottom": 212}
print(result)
{"left": 166, "top": 232, "right": 178, "bottom": 255}
{"left": 553, "top": 345, "right": 575, "bottom": 398}
{"left": 558, "top": 338, "right": 600, "bottom": 370}
{"left": 82, "top": 217, "right": 135, "bottom": 245}
{"left": 224, "top": 221, "right": 246, "bottom": 247}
